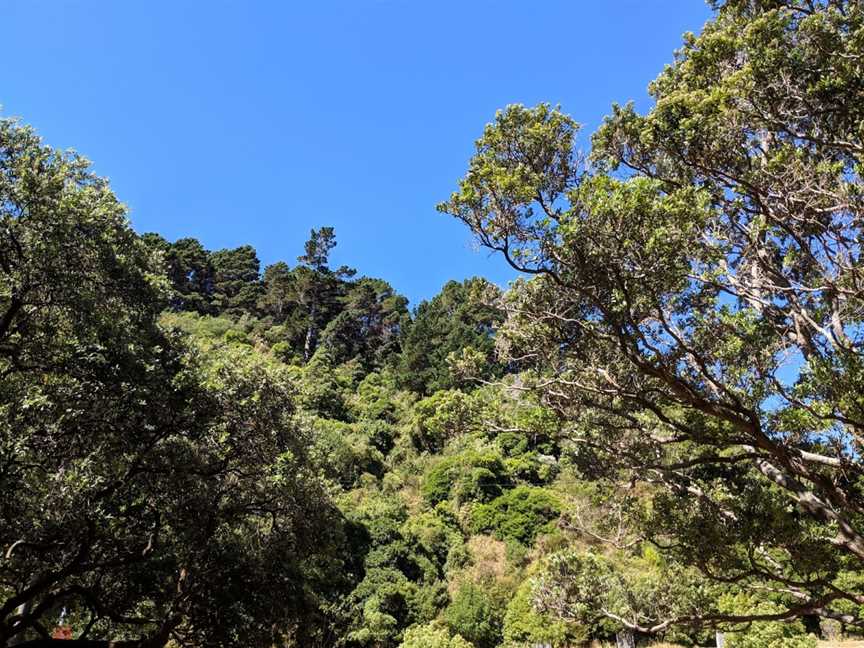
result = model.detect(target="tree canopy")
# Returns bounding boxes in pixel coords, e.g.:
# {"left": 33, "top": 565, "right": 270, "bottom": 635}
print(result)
{"left": 0, "top": 119, "right": 339, "bottom": 647}
{"left": 439, "top": 0, "right": 864, "bottom": 635}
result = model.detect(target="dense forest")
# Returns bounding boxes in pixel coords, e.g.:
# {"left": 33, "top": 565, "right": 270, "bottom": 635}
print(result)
{"left": 2, "top": 1, "right": 864, "bottom": 647}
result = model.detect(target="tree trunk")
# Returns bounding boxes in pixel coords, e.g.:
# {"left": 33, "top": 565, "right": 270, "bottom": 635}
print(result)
{"left": 616, "top": 629, "right": 636, "bottom": 648}
{"left": 304, "top": 303, "right": 318, "bottom": 362}
{"left": 6, "top": 599, "right": 33, "bottom": 646}
{"left": 716, "top": 631, "right": 726, "bottom": 647}
{"left": 821, "top": 618, "right": 841, "bottom": 642}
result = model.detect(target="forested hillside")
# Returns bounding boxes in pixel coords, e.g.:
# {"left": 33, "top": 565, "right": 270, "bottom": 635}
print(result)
{"left": 2, "top": 1, "right": 864, "bottom": 647}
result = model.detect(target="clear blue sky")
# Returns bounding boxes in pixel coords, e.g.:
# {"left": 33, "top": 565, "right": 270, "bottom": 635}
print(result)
{"left": 3, "top": 1, "right": 711, "bottom": 305}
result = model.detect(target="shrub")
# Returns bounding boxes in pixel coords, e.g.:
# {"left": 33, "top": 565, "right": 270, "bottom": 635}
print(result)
{"left": 270, "top": 340, "right": 298, "bottom": 363}
{"left": 720, "top": 595, "right": 817, "bottom": 648}
{"left": 503, "top": 580, "right": 587, "bottom": 647}
{"left": 470, "top": 486, "right": 560, "bottom": 545}
{"left": 422, "top": 451, "right": 511, "bottom": 506}
{"left": 312, "top": 418, "right": 384, "bottom": 487}
{"left": 399, "top": 623, "right": 472, "bottom": 648}
{"left": 412, "top": 390, "right": 479, "bottom": 452}
{"left": 443, "top": 582, "right": 504, "bottom": 648}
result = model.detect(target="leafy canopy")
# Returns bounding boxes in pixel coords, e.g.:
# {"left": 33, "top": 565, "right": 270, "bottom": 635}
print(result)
{"left": 440, "top": 0, "right": 864, "bottom": 634}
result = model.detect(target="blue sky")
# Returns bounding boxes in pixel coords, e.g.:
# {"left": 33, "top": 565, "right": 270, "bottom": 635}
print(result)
{"left": 3, "top": 1, "right": 711, "bottom": 305}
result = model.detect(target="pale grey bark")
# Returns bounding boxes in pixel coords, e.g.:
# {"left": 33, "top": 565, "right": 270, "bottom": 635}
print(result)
{"left": 616, "top": 629, "right": 635, "bottom": 648}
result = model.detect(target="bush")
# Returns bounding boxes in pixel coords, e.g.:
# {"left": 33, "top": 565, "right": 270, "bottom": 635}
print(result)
{"left": 443, "top": 582, "right": 504, "bottom": 648}
{"left": 412, "top": 390, "right": 479, "bottom": 452}
{"left": 160, "top": 311, "right": 236, "bottom": 339}
{"left": 224, "top": 328, "right": 252, "bottom": 345}
{"left": 720, "top": 595, "right": 817, "bottom": 648}
{"left": 422, "top": 450, "right": 511, "bottom": 506}
{"left": 399, "top": 623, "right": 472, "bottom": 648}
{"left": 270, "top": 340, "right": 298, "bottom": 363}
{"left": 312, "top": 418, "right": 384, "bottom": 487}
{"left": 503, "top": 580, "right": 587, "bottom": 647}
{"left": 402, "top": 510, "right": 463, "bottom": 568}
{"left": 470, "top": 486, "right": 560, "bottom": 545}
{"left": 351, "top": 370, "right": 401, "bottom": 422}
{"left": 422, "top": 456, "right": 461, "bottom": 505}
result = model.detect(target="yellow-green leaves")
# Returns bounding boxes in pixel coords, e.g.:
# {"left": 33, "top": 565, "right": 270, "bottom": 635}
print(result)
{"left": 438, "top": 104, "right": 581, "bottom": 273}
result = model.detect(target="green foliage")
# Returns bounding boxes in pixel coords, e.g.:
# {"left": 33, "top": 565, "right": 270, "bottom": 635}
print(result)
{"left": 443, "top": 582, "right": 504, "bottom": 648}
{"left": 440, "top": 0, "right": 864, "bottom": 635}
{"left": 422, "top": 457, "right": 460, "bottom": 506}
{"left": 726, "top": 628, "right": 816, "bottom": 648}
{"left": 397, "top": 278, "right": 502, "bottom": 395}
{"left": 340, "top": 489, "right": 456, "bottom": 647}
{"left": 403, "top": 510, "right": 465, "bottom": 575}
{"left": 720, "top": 595, "right": 817, "bottom": 648}
{"left": 143, "top": 234, "right": 214, "bottom": 313}
{"left": 0, "top": 118, "right": 339, "bottom": 646}
{"left": 422, "top": 450, "right": 511, "bottom": 507}
{"left": 147, "top": 228, "right": 410, "bottom": 372}
{"left": 160, "top": 310, "right": 236, "bottom": 339}
{"left": 294, "top": 227, "right": 357, "bottom": 362}
{"left": 399, "top": 623, "right": 472, "bottom": 648}
{"left": 9, "top": 1, "right": 863, "bottom": 641}
{"left": 534, "top": 550, "right": 718, "bottom": 642}
{"left": 224, "top": 327, "right": 252, "bottom": 345}
{"left": 503, "top": 580, "right": 586, "bottom": 647}
{"left": 296, "top": 347, "right": 352, "bottom": 419}
{"left": 470, "top": 486, "right": 560, "bottom": 546}
{"left": 210, "top": 244, "right": 262, "bottom": 315}
{"left": 312, "top": 418, "right": 385, "bottom": 487}
{"left": 271, "top": 339, "right": 298, "bottom": 363}
{"left": 412, "top": 389, "right": 480, "bottom": 452}
{"left": 349, "top": 370, "right": 404, "bottom": 423}
{"left": 323, "top": 277, "right": 410, "bottom": 369}
{"left": 259, "top": 260, "right": 295, "bottom": 321}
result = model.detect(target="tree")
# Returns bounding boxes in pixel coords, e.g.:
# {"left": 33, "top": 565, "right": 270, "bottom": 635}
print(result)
{"left": 320, "top": 278, "right": 409, "bottom": 369}
{"left": 0, "top": 118, "right": 337, "bottom": 646}
{"left": 339, "top": 490, "right": 451, "bottom": 648}
{"left": 210, "top": 244, "right": 261, "bottom": 316}
{"left": 503, "top": 579, "right": 587, "bottom": 647}
{"left": 142, "top": 235, "right": 214, "bottom": 314}
{"left": 412, "top": 389, "right": 480, "bottom": 454}
{"left": 259, "top": 260, "right": 294, "bottom": 322}
{"left": 533, "top": 550, "right": 716, "bottom": 646}
{"left": 439, "top": 0, "right": 864, "bottom": 634}
{"left": 397, "top": 279, "right": 502, "bottom": 395}
{"left": 295, "top": 227, "right": 355, "bottom": 362}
